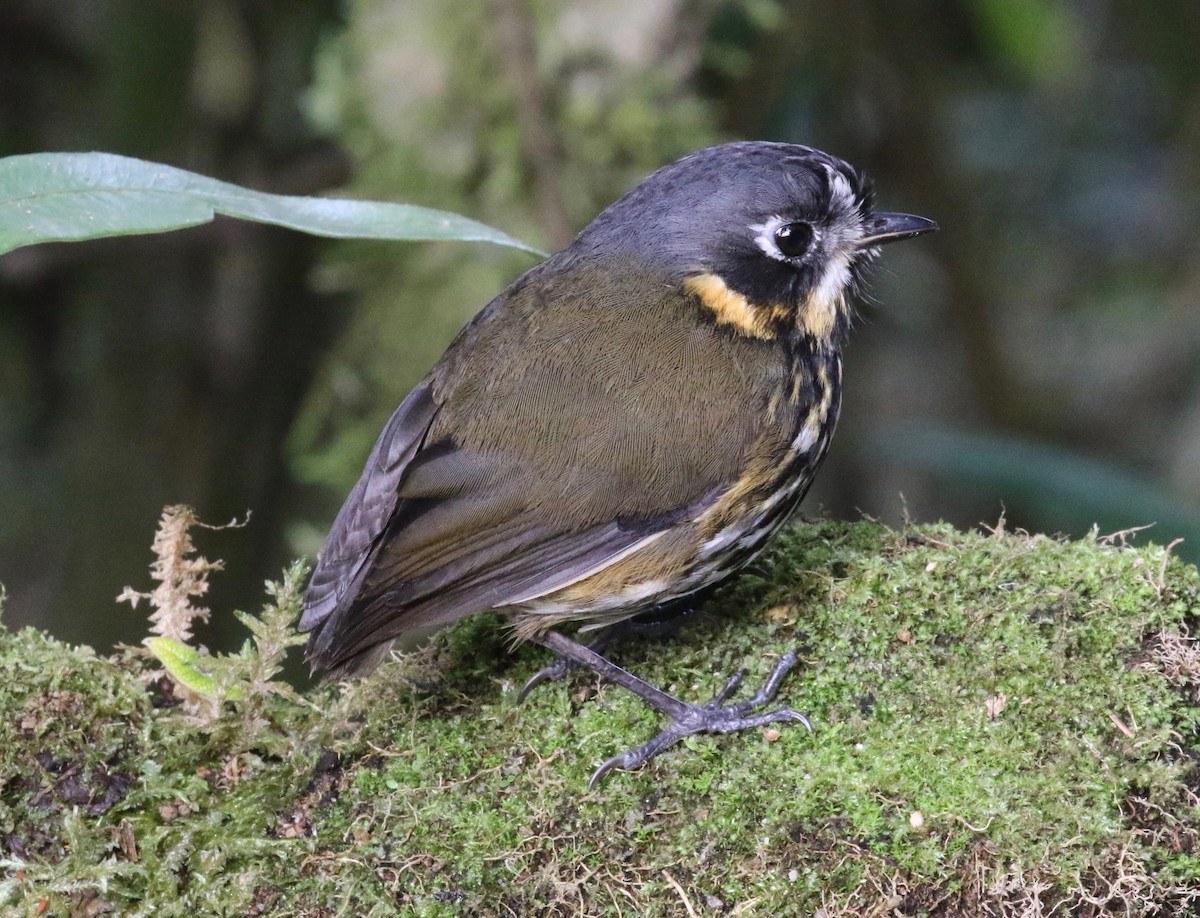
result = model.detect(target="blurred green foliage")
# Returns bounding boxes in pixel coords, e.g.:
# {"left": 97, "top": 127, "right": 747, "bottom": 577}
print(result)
{"left": 0, "top": 0, "right": 1199, "bottom": 650}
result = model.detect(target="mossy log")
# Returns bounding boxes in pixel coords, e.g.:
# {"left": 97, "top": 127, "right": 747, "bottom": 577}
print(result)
{"left": 3, "top": 520, "right": 1199, "bottom": 915}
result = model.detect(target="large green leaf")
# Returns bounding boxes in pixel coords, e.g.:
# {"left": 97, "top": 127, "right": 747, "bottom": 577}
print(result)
{"left": 0, "top": 152, "right": 544, "bottom": 256}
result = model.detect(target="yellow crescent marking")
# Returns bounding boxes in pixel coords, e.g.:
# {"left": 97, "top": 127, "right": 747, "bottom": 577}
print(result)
{"left": 685, "top": 271, "right": 849, "bottom": 344}
{"left": 684, "top": 273, "right": 787, "bottom": 340}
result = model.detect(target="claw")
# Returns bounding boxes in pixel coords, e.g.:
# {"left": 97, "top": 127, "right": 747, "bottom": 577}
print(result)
{"left": 786, "top": 709, "right": 814, "bottom": 731}
{"left": 517, "top": 657, "right": 574, "bottom": 703}
{"left": 589, "top": 753, "right": 627, "bottom": 789}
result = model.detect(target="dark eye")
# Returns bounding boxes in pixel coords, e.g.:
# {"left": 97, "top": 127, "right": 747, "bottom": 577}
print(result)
{"left": 773, "top": 221, "right": 813, "bottom": 258}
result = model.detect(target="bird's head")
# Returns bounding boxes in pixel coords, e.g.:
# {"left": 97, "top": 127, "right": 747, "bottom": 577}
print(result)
{"left": 573, "top": 141, "right": 937, "bottom": 346}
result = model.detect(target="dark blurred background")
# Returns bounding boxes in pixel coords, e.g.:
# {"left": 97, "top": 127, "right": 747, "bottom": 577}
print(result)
{"left": 2, "top": 0, "right": 1199, "bottom": 656}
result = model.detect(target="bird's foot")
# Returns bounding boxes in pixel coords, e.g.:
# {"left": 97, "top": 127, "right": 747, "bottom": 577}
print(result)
{"left": 519, "top": 630, "right": 624, "bottom": 702}
{"left": 518, "top": 606, "right": 703, "bottom": 702}
{"left": 588, "top": 651, "right": 810, "bottom": 788}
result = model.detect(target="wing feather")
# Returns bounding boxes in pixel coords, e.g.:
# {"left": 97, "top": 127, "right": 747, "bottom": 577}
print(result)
{"left": 299, "top": 379, "right": 439, "bottom": 632}
{"left": 308, "top": 516, "right": 671, "bottom": 670}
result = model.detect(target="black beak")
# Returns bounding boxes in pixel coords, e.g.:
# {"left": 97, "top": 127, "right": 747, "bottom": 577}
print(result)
{"left": 857, "top": 212, "right": 938, "bottom": 248}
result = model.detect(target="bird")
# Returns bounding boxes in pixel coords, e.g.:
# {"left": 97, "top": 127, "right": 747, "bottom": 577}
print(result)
{"left": 300, "top": 141, "right": 936, "bottom": 786}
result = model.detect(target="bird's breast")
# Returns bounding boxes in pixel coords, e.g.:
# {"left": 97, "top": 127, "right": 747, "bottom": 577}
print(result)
{"left": 695, "top": 352, "right": 842, "bottom": 559}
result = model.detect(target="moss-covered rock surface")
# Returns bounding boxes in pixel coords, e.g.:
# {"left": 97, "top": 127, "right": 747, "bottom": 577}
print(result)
{"left": 3, "top": 520, "right": 1200, "bottom": 915}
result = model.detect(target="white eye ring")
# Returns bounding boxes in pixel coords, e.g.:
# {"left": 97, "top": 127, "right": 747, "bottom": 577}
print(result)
{"left": 749, "top": 215, "right": 819, "bottom": 263}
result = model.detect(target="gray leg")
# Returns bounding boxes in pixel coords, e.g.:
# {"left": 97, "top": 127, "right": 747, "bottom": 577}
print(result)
{"left": 536, "top": 630, "right": 810, "bottom": 788}
{"left": 517, "top": 605, "right": 703, "bottom": 702}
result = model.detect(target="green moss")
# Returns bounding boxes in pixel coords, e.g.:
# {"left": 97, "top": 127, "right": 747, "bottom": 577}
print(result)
{"left": 0, "top": 622, "right": 320, "bottom": 916}
{"left": 4, "top": 520, "right": 1200, "bottom": 914}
